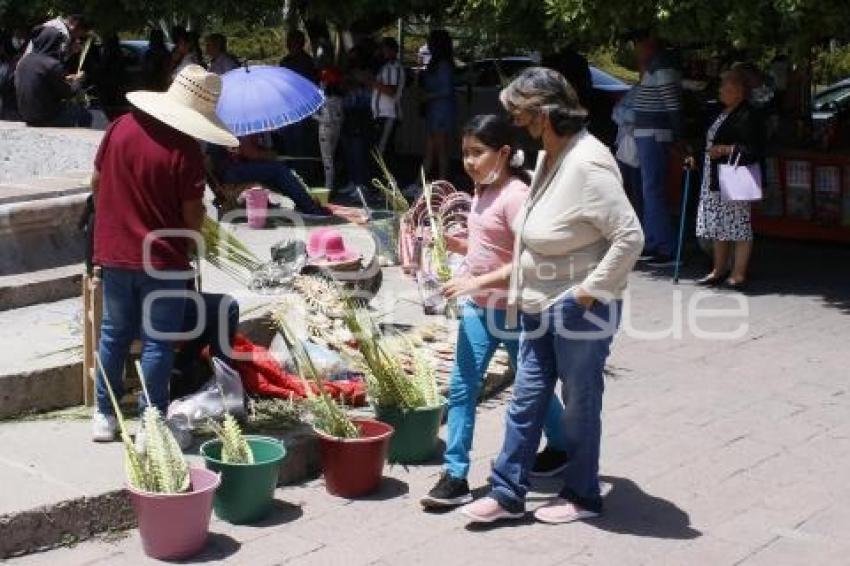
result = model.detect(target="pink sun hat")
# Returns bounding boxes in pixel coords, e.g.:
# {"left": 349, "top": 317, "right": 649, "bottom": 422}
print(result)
{"left": 306, "top": 227, "right": 333, "bottom": 258}
{"left": 306, "top": 228, "right": 361, "bottom": 263}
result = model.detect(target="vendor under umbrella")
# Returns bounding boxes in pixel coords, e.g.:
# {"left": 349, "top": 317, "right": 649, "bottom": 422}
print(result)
{"left": 210, "top": 65, "right": 331, "bottom": 217}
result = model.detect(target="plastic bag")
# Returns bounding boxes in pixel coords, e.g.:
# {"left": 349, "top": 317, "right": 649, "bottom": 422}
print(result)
{"left": 166, "top": 357, "right": 246, "bottom": 435}
{"left": 268, "top": 332, "right": 352, "bottom": 381}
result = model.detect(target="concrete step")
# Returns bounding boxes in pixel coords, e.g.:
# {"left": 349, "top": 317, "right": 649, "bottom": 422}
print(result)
{"left": 0, "top": 172, "right": 91, "bottom": 206}
{"left": 0, "top": 192, "right": 89, "bottom": 276}
{"left": 0, "top": 291, "right": 276, "bottom": 420}
{"left": 0, "top": 263, "right": 83, "bottom": 311}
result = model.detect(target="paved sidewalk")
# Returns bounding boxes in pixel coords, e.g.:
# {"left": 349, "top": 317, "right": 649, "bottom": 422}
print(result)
{"left": 10, "top": 240, "right": 850, "bottom": 565}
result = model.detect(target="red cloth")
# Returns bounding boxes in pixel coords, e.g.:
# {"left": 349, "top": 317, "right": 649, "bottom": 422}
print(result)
{"left": 229, "top": 334, "right": 366, "bottom": 406}
{"left": 93, "top": 110, "right": 206, "bottom": 271}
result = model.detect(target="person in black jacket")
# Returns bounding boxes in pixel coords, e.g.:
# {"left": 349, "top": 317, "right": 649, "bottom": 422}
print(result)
{"left": 692, "top": 64, "right": 764, "bottom": 290}
{"left": 15, "top": 26, "right": 91, "bottom": 127}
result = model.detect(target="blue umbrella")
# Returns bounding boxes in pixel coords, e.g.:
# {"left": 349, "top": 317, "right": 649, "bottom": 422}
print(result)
{"left": 217, "top": 65, "right": 325, "bottom": 137}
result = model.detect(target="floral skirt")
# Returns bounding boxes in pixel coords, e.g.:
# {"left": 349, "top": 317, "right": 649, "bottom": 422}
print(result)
{"left": 695, "top": 188, "right": 752, "bottom": 241}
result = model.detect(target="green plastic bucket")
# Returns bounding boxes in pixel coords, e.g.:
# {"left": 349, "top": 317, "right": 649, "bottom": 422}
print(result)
{"left": 200, "top": 435, "right": 286, "bottom": 524}
{"left": 374, "top": 401, "right": 445, "bottom": 464}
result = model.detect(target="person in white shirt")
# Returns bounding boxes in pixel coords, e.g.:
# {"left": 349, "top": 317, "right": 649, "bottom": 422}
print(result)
{"left": 170, "top": 28, "right": 202, "bottom": 80}
{"left": 370, "top": 37, "right": 405, "bottom": 157}
{"left": 417, "top": 43, "right": 431, "bottom": 68}
{"left": 205, "top": 34, "right": 239, "bottom": 75}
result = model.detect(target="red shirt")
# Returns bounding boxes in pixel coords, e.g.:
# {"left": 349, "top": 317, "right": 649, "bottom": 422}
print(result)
{"left": 93, "top": 111, "right": 205, "bottom": 271}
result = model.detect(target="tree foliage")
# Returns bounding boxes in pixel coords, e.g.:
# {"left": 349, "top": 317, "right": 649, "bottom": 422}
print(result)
{"left": 6, "top": 0, "right": 850, "bottom": 58}
{"left": 453, "top": 0, "right": 850, "bottom": 55}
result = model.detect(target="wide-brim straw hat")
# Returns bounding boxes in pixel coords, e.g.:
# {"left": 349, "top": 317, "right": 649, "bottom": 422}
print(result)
{"left": 126, "top": 64, "right": 239, "bottom": 147}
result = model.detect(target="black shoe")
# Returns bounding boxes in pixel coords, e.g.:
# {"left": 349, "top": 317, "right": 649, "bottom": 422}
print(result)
{"left": 722, "top": 278, "right": 748, "bottom": 292}
{"left": 645, "top": 254, "right": 678, "bottom": 268}
{"left": 530, "top": 447, "right": 569, "bottom": 478}
{"left": 420, "top": 473, "right": 472, "bottom": 508}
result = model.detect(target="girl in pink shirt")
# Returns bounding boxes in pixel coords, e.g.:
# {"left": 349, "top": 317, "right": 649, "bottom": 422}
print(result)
{"left": 421, "top": 115, "right": 568, "bottom": 509}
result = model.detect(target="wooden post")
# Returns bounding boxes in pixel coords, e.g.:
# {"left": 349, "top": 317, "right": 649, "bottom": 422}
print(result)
{"left": 82, "top": 267, "right": 102, "bottom": 406}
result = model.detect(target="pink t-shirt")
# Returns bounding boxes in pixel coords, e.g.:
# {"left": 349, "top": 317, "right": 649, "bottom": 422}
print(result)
{"left": 464, "top": 177, "right": 529, "bottom": 309}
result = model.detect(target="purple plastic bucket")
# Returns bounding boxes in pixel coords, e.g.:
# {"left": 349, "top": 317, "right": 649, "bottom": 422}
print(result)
{"left": 128, "top": 467, "right": 221, "bottom": 560}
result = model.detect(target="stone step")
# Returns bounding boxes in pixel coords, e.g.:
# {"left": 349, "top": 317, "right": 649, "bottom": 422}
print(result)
{"left": 0, "top": 263, "right": 83, "bottom": 311}
{"left": 0, "top": 192, "right": 89, "bottom": 276}
{"left": 0, "top": 172, "right": 91, "bottom": 206}
{"left": 0, "top": 291, "right": 277, "bottom": 420}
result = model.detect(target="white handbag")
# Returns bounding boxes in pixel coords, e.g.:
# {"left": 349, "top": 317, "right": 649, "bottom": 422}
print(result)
{"left": 719, "top": 152, "right": 763, "bottom": 202}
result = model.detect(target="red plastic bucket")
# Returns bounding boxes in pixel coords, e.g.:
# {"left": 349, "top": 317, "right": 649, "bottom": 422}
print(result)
{"left": 128, "top": 467, "right": 221, "bottom": 560}
{"left": 314, "top": 418, "right": 394, "bottom": 498}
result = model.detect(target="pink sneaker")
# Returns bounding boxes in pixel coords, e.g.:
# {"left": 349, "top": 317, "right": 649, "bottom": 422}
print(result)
{"left": 460, "top": 496, "right": 524, "bottom": 523}
{"left": 533, "top": 498, "right": 599, "bottom": 524}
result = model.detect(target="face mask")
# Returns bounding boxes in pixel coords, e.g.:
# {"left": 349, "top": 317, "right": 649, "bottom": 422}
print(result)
{"left": 480, "top": 152, "right": 506, "bottom": 185}
{"left": 11, "top": 37, "right": 24, "bottom": 50}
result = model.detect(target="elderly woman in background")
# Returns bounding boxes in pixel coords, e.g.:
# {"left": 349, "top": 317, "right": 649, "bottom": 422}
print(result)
{"left": 461, "top": 68, "right": 644, "bottom": 525}
{"left": 694, "top": 64, "right": 765, "bottom": 290}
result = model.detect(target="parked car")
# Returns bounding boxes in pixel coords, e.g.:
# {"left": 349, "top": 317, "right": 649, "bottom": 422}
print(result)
{"left": 813, "top": 78, "right": 850, "bottom": 121}
{"left": 397, "top": 56, "right": 632, "bottom": 161}
{"left": 813, "top": 78, "right": 850, "bottom": 146}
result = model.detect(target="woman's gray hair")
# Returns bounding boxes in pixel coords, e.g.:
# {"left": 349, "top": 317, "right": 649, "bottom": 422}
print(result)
{"left": 499, "top": 67, "right": 588, "bottom": 135}
{"left": 722, "top": 62, "right": 762, "bottom": 100}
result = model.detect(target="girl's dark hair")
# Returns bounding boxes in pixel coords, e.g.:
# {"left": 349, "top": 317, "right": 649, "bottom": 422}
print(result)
{"left": 426, "top": 29, "right": 454, "bottom": 71}
{"left": 462, "top": 114, "right": 530, "bottom": 185}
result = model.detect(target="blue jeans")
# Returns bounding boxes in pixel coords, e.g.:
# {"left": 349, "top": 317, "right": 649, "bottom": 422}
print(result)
{"left": 96, "top": 268, "right": 189, "bottom": 415}
{"left": 221, "top": 160, "right": 320, "bottom": 214}
{"left": 489, "top": 293, "right": 621, "bottom": 514}
{"left": 636, "top": 137, "right": 674, "bottom": 256}
{"left": 444, "top": 301, "right": 568, "bottom": 480}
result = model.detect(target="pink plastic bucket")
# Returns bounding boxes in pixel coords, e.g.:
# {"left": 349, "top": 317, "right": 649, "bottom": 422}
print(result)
{"left": 128, "top": 467, "right": 221, "bottom": 560}
{"left": 243, "top": 186, "right": 269, "bottom": 229}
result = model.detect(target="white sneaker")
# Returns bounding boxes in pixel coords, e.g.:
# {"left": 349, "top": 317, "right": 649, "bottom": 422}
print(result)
{"left": 91, "top": 412, "right": 118, "bottom": 442}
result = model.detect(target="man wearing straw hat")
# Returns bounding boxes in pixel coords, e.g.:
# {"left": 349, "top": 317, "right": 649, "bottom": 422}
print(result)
{"left": 90, "top": 64, "right": 238, "bottom": 444}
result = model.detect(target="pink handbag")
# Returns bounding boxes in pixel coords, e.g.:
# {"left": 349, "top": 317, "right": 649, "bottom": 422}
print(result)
{"left": 719, "top": 153, "right": 763, "bottom": 202}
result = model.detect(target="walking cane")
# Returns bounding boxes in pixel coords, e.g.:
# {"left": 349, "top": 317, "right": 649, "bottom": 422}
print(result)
{"left": 673, "top": 167, "right": 692, "bottom": 284}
